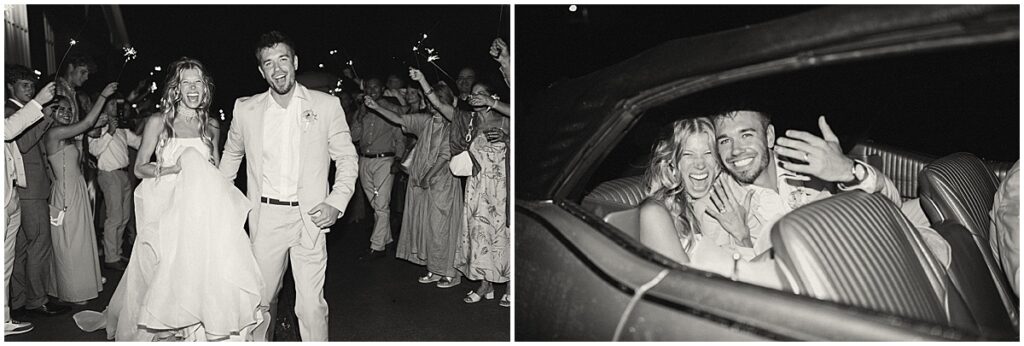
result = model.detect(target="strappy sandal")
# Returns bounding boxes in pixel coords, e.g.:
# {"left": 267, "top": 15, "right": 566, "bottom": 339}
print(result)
{"left": 436, "top": 276, "right": 461, "bottom": 288}
{"left": 463, "top": 289, "right": 494, "bottom": 303}
{"left": 418, "top": 272, "right": 441, "bottom": 284}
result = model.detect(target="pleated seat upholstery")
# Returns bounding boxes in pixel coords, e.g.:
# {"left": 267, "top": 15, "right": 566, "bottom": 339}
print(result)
{"left": 581, "top": 175, "right": 646, "bottom": 216}
{"left": 919, "top": 152, "right": 1000, "bottom": 239}
{"left": 918, "top": 152, "right": 1018, "bottom": 327}
{"left": 932, "top": 221, "right": 1018, "bottom": 339}
{"left": 582, "top": 176, "right": 647, "bottom": 240}
{"left": 848, "top": 142, "right": 936, "bottom": 201}
{"left": 772, "top": 191, "right": 948, "bottom": 326}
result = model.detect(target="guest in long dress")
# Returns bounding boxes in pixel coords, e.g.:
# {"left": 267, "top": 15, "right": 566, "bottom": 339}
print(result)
{"left": 452, "top": 81, "right": 511, "bottom": 307}
{"left": 366, "top": 81, "right": 464, "bottom": 287}
{"left": 42, "top": 82, "right": 118, "bottom": 305}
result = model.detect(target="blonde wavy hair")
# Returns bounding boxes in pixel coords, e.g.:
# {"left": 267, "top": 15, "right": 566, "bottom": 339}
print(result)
{"left": 642, "top": 117, "right": 718, "bottom": 253}
{"left": 155, "top": 57, "right": 216, "bottom": 172}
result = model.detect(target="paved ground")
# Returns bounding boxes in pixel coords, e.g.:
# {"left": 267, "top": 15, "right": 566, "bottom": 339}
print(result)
{"left": 6, "top": 186, "right": 510, "bottom": 341}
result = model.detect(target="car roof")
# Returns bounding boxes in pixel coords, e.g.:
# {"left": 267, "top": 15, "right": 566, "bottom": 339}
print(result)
{"left": 517, "top": 5, "right": 1018, "bottom": 201}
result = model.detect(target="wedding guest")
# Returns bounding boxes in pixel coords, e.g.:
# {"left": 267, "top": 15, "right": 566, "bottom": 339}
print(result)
{"left": 404, "top": 88, "right": 427, "bottom": 114}
{"left": 351, "top": 77, "right": 406, "bottom": 261}
{"left": 7, "top": 65, "right": 71, "bottom": 319}
{"left": 88, "top": 95, "right": 141, "bottom": 271}
{"left": 454, "top": 67, "right": 477, "bottom": 111}
{"left": 412, "top": 67, "right": 510, "bottom": 305}
{"left": 43, "top": 82, "right": 118, "bottom": 305}
{"left": 5, "top": 79, "right": 57, "bottom": 336}
{"left": 367, "top": 77, "right": 463, "bottom": 288}
{"left": 453, "top": 80, "right": 510, "bottom": 307}
{"left": 55, "top": 55, "right": 95, "bottom": 126}
{"left": 383, "top": 73, "right": 409, "bottom": 106}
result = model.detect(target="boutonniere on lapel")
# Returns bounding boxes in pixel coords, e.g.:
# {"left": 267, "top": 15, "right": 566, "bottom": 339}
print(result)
{"left": 301, "top": 110, "right": 318, "bottom": 131}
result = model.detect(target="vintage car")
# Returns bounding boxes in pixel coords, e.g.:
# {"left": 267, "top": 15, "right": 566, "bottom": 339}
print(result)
{"left": 516, "top": 5, "right": 1019, "bottom": 341}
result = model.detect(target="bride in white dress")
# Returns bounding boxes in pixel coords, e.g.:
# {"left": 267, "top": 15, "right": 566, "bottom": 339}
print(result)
{"left": 74, "top": 57, "right": 263, "bottom": 341}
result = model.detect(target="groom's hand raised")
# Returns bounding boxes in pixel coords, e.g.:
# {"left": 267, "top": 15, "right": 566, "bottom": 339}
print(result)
{"left": 308, "top": 203, "right": 341, "bottom": 230}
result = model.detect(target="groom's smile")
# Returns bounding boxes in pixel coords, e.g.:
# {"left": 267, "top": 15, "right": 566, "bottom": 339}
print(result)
{"left": 258, "top": 42, "right": 298, "bottom": 96}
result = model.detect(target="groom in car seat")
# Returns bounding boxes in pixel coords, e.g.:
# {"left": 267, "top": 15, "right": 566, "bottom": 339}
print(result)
{"left": 705, "top": 110, "right": 949, "bottom": 266}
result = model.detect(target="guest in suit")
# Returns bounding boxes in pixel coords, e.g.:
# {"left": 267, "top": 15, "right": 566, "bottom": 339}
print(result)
{"left": 6, "top": 65, "right": 71, "bottom": 320}
{"left": 4, "top": 79, "right": 56, "bottom": 336}
{"left": 219, "top": 30, "right": 359, "bottom": 341}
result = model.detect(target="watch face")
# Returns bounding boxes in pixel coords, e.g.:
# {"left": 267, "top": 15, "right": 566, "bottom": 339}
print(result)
{"left": 854, "top": 162, "right": 867, "bottom": 181}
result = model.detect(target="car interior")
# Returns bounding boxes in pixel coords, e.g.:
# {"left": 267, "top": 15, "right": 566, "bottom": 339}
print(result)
{"left": 576, "top": 42, "right": 1019, "bottom": 338}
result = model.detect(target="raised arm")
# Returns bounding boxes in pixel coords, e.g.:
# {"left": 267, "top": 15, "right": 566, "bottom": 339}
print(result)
{"left": 490, "top": 38, "right": 510, "bottom": 87}
{"left": 15, "top": 112, "right": 53, "bottom": 153}
{"left": 46, "top": 82, "right": 117, "bottom": 142}
{"left": 363, "top": 96, "right": 406, "bottom": 128}
{"left": 409, "top": 68, "right": 455, "bottom": 121}
{"left": 5, "top": 82, "right": 55, "bottom": 140}
{"left": 471, "top": 96, "right": 509, "bottom": 117}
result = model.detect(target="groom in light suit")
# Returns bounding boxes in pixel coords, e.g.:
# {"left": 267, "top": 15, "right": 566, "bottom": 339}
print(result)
{"left": 219, "top": 30, "right": 358, "bottom": 341}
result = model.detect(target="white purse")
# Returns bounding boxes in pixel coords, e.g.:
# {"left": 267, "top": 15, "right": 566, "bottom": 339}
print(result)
{"left": 449, "top": 151, "right": 473, "bottom": 177}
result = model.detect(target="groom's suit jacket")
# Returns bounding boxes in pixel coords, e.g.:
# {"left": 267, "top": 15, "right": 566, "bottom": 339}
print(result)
{"left": 220, "top": 83, "right": 359, "bottom": 248}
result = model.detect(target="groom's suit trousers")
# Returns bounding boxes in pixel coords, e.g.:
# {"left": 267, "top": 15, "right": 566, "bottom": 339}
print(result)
{"left": 252, "top": 203, "right": 329, "bottom": 341}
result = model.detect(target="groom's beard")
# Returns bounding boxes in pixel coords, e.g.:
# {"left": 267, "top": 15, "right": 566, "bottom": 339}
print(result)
{"left": 271, "top": 80, "right": 295, "bottom": 95}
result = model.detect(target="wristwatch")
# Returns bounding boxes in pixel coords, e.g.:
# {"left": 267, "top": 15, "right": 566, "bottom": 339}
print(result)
{"left": 846, "top": 160, "right": 867, "bottom": 186}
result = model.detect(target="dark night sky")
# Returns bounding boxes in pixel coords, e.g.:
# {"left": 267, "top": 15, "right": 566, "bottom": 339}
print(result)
{"left": 35, "top": 4, "right": 510, "bottom": 117}
{"left": 516, "top": 5, "right": 820, "bottom": 105}
{"left": 515, "top": 5, "right": 1018, "bottom": 172}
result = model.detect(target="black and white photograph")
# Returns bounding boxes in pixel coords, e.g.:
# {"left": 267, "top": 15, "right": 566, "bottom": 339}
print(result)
{"left": 515, "top": 5, "right": 1019, "bottom": 341}
{"left": 4, "top": 3, "right": 510, "bottom": 341}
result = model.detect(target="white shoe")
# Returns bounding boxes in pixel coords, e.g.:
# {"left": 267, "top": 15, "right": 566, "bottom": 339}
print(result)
{"left": 5, "top": 320, "right": 34, "bottom": 336}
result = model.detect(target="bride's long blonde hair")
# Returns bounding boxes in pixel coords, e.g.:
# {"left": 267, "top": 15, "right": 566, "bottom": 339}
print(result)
{"left": 155, "top": 57, "right": 216, "bottom": 172}
{"left": 642, "top": 117, "right": 718, "bottom": 253}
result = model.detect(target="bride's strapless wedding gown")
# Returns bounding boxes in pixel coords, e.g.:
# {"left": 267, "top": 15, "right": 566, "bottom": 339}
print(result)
{"left": 74, "top": 138, "right": 264, "bottom": 341}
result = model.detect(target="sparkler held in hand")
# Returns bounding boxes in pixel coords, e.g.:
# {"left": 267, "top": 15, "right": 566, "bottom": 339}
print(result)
{"left": 115, "top": 46, "right": 138, "bottom": 82}
{"left": 53, "top": 38, "right": 79, "bottom": 82}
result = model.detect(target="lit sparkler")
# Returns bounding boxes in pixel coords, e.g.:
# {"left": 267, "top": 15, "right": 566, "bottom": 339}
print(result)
{"left": 115, "top": 46, "right": 138, "bottom": 82}
{"left": 53, "top": 38, "right": 79, "bottom": 81}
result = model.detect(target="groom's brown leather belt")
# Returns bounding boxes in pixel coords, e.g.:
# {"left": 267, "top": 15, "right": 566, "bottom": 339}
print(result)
{"left": 361, "top": 152, "right": 395, "bottom": 158}
{"left": 261, "top": 197, "right": 299, "bottom": 206}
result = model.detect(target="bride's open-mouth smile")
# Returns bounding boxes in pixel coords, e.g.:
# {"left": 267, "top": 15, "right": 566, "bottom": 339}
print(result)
{"left": 185, "top": 92, "right": 200, "bottom": 103}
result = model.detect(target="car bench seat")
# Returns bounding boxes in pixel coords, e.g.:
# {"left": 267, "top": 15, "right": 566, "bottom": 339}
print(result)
{"left": 581, "top": 175, "right": 646, "bottom": 240}
{"left": 918, "top": 152, "right": 1019, "bottom": 327}
{"left": 847, "top": 141, "right": 937, "bottom": 201}
{"left": 771, "top": 191, "right": 950, "bottom": 326}
{"left": 932, "top": 221, "right": 1018, "bottom": 339}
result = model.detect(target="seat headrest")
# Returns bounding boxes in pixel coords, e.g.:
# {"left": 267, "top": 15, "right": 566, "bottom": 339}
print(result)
{"left": 918, "top": 152, "right": 999, "bottom": 240}
{"left": 772, "top": 191, "right": 947, "bottom": 325}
